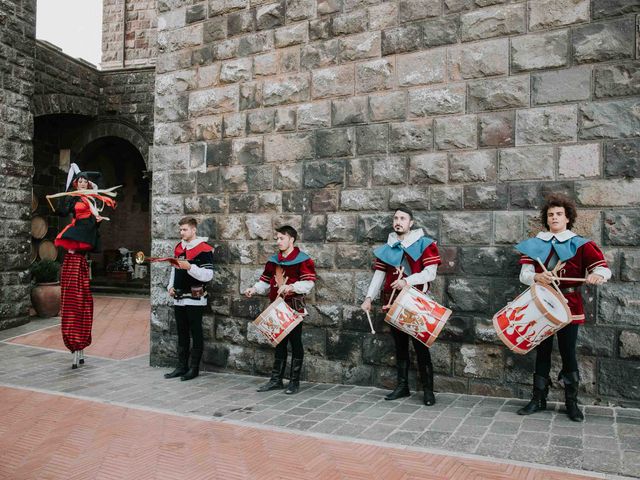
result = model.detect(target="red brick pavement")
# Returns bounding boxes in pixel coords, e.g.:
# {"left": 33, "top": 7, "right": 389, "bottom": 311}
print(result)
{"left": 9, "top": 296, "right": 149, "bottom": 360}
{"left": 0, "top": 387, "right": 600, "bottom": 480}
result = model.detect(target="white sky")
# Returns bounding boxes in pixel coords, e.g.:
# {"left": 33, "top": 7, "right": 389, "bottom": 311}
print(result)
{"left": 36, "top": 0, "right": 103, "bottom": 67}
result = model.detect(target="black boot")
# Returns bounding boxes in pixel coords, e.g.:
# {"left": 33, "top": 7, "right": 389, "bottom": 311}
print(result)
{"left": 257, "top": 357, "right": 287, "bottom": 392}
{"left": 164, "top": 346, "right": 189, "bottom": 379}
{"left": 419, "top": 363, "right": 436, "bottom": 406}
{"left": 180, "top": 348, "right": 202, "bottom": 381}
{"left": 562, "top": 371, "right": 584, "bottom": 422}
{"left": 518, "top": 374, "right": 550, "bottom": 415}
{"left": 285, "top": 358, "right": 303, "bottom": 394}
{"left": 385, "top": 361, "right": 410, "bottom": 401}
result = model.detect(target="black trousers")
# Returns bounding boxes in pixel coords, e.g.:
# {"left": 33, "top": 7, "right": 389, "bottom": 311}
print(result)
{"left": 174, "top": 305, "right": 204, "bottom": 354}
{"left": 275, "top": 322, "right": 304, "bottom": 360}
{"left": 534, "top": 323, "right": 579, "bottom": 377}
{"left": 391, "top": 327, "right": 432, "bottom": 367}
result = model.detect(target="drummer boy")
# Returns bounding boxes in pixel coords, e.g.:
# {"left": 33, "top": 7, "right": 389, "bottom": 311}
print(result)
{"left": 244, "top": 225, "right": 316, "bottom": 394}
{"left": 361, "top": 208, "right": 441, "bottom": 406}
{"left": 515, "top": 193, "right": 610, "bottom": 421}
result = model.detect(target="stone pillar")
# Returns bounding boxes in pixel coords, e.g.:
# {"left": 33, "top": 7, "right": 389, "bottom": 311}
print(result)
{"left": 0, "top": 0, "right": 36, "bottom": 329}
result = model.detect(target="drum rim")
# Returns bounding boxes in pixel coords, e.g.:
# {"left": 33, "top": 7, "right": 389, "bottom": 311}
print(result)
{"left": 384, "top": 285, "right": 452, "bottom": 348}
{"left": 491, "top": 287, "right": 556, "bottom": 355}
{"left": 531, "top": 283, "right": 571, "bottom": 326}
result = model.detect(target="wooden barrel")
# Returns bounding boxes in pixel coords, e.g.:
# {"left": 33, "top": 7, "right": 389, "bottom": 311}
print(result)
{"left": 30, "top": 241, "right": 38, "bottom": 264}
{"left": 31, "top": 190, "right": 38, "bottom": 213}
{"left": 38, "top": 240, "right": 58, "bottom": 261}
{"left": 31, "top": 215, "right": 48, "bottom": 239}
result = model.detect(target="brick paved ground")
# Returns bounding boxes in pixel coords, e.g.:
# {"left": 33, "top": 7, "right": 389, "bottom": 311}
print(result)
{"left": 0, "top": 296, "right": 638, "bottom": 479}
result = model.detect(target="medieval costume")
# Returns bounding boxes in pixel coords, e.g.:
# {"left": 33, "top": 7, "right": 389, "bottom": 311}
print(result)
{"left": 165, "top": 237, "right": 214, "bottom": 381}
{"left": 516, "top": 230, "right": 610, "bottom": 421}
{"left": 251, "top": 247, "right": 316, "bottom": 394}
{"left": 365, "top": 228, "right": 441, "bottom": 405}
{"left": 54, "top": 163, "right": 116, "bottom": 368}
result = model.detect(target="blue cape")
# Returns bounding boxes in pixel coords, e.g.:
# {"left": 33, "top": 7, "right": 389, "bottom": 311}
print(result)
{"left": 268, "top": 250, "right": 311, "bottom": 266}
{"left": 515, "top": 235, "right": 589, "bottom": 263}
{"left": 373, "top": 236, "right": 434, "bottom": 268}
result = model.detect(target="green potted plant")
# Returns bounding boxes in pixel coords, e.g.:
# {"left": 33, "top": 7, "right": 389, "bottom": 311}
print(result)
{"left": 30, "top": 259, "right": 61, "bottom": 317}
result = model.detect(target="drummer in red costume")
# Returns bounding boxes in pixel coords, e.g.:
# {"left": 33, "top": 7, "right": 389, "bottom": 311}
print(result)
{"left": 244, "top": 225, "right": 316, "bottom": 394}
{"left": 515, "top": 193, "right": 610, "bottom": 422}
{"left": 361, "top": 208, "right": 441, "bottom": 406}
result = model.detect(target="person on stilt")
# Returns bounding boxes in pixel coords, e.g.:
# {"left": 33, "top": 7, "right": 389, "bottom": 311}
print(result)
{"left": 54, "top": 163, "right": 116, "bottom": 369}
{"left": 361, "top": 208, "right": 441, "bottom": 406}
{"left": 244, "top": 225, "right": 316, "bottom": 395}
{"left": 515, "top": 193, "right": 611, "bottom": 422}
{"left": 165, "top": 217, "right": 214, "bottom": 381}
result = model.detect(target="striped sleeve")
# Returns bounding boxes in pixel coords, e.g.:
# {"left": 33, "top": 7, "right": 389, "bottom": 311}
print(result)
{"left": 299, "top": 258, "right": 317, "bottom": 282}
{"left": 373, "top": 258, "right": 387, "bottom": 272}
{"left": 259, "top": 261, "right": 275, "bottom": 284}
{"left": 519, "top": 254, "right": 535, "bottom": 265}
{"left": 421, "top": 242, "right": 441, "bottom": 267}
{"left": 583, "top": 241, "right": 609, "bottom": 273}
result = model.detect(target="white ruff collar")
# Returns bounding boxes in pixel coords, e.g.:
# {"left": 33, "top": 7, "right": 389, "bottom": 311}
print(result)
{"left": 387, "top": 228, "right": 424, "bottom": 248}
{"left": 536, "top": 230, "right": 576, "bottom": 242}
{"left": 181, "top": 237, "right": 207, "bottom": 249}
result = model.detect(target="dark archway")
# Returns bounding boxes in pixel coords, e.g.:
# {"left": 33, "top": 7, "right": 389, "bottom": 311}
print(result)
{"left": 77, "top": 136, "right": 151, "bottom": 293}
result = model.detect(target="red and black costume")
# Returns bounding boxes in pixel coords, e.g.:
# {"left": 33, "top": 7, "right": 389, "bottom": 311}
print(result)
{"left": 516, "top": 230, "right": 611, "bottom": 420}
{"left": 365, "top": 228, "right": 441, "bottom": 405}
{"left": 54, "top": 166, "right": 115, "bottom": 367}
{"left": 252, "top": 247, "right": 316, "bottom": 394}
{"left": 165, "top": 237, "right": 214, "bottom": 381}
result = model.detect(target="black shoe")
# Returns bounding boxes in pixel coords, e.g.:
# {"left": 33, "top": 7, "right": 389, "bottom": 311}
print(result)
{"left": 385, "top": 361, "right": 410, "bottom": 401}
{"left": 285, "top": 358, "right": 303, "bottom": 395}
{"left": 180, "top": 367, "right": 199, "bottom": 381}
{"left": 418, "top": 359, "right": 436, "bottom": 406}
{"left": 164, "top": 367, "right": 188, "bottom": 379}
{"left": 518, "top": 374, "right": 550, "bottom": 415}
{"left": 257, "top": 357, "right": 287, "bottom": 392}
{"left": 562, "top": 371, "right": 584, "bottom": 422}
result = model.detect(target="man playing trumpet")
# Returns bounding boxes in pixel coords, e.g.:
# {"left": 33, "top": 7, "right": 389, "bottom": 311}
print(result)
{"left": 164, "top": 217, "right": 214, "bottom": 381}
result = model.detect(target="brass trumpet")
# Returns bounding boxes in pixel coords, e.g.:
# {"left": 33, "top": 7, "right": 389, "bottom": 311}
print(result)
{"left": 135, "top": 251, "right": 179, "bottom": 266}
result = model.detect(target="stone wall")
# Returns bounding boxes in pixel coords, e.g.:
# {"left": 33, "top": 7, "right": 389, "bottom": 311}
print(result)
{"left": 149, "top": 0, "right": 640, "bottom": 405}
{"left": 102, "top": 0, "right": 158, "bottom": 70}
{"left": 0, "top": 0, "right": 36, "bottom": 329}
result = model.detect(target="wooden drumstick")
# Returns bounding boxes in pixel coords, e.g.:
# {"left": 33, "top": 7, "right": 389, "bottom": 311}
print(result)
{"left": 549, "top": 276, "right": 588, "bottom": 282}
{"left": 384, "top": 266, "right": 404, "bottom": 310}
{"left": 365, "top": 310, "right": 376, "bottom": 334}
{"left": 536, "top": 258, "right": 565, "bottom": 300}
{"left": 277, "top": 276, "right": 289, "bottom": 297}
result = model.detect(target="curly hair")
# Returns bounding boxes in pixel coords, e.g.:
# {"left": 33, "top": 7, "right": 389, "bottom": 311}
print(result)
{"left": 540, "top": 193, "right": 577, "bottom": 230}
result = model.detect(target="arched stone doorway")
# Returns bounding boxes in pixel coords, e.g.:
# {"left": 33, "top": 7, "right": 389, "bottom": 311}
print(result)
{"left": 76, "top": 136, "right": 151, "bottom": 294}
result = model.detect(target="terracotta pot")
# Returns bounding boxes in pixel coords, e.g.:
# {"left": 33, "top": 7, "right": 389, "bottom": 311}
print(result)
{"left": 31, "top": 282, "right": 61, "bottom": 318}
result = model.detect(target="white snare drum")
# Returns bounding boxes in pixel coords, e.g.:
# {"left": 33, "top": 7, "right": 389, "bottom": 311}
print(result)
{"left": 385, "top": 286, "right": 452, "bottom": 347}
{"left": 253, "top": 297, "right": 303, "bottom": 347}
{"left": 493, "top": 283, "right": 571, "bottom": 355}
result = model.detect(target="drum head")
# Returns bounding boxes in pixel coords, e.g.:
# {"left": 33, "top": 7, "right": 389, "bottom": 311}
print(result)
{"left": 31, "top": 215, "right": 48, "bottom": 239}
{"left": 533, "top": 284, "right": 571, "bottom": 325}
{"left": 38, "top": 240, "right": 58, "bottom": 261}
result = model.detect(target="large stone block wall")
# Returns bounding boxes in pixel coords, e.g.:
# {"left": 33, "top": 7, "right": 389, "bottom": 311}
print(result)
{"left": 102, "top": 0, "right": 158, "bottom": 70}
{"left": 0, "top": 0, "right": 36, "bottom": 329}
{"left": 150, "top": 0, "right": 640, "bottom": 404}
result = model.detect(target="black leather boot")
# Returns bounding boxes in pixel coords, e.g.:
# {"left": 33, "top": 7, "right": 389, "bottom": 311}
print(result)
{"left": 164, "top": 346, "right": 189, "bottom": 379}
{"left": 385, "top": 361, "right": 410, "bottom": 401}
{"left": 517, "top": 374, "right": 550, "bottom": 415}
{"left": 419, "top": 363, "right": 436, "bottom": 406}
{"left": 562, "top": 371, "right": 584, "bottom": 422}
{"left": 257, "top": 357, "right": 287, "bottom": 392}
{"left": 180, "top": 348, "right": 202, "bottom": 381}
{"left": 285, "top": 358, "right": 303, "bottom": 394}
